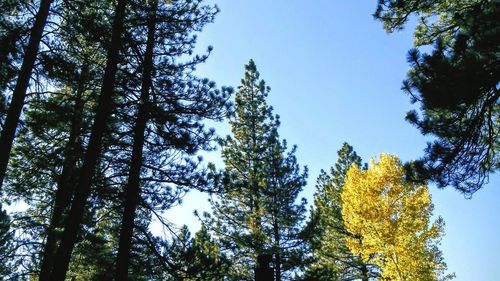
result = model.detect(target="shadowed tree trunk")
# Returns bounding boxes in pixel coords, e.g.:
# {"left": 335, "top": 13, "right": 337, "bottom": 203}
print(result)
{"left": 47, "top": 0, "right": 128, "bottom": 280}
{"left": 273, "top": 224, "right": 281, "bottom": 281}
{"left": 115, "top": 1, "right": 157, "bottom": 279}
{"left": 272, "top": 188, "right": 281, "bottom": 281}
{"left": 361, "top": 263, "right": 369, "bottom": 281}
{"left": 255, "top": 254, "right": 274, "bottom": 281}
{"left": 38, "top": 65, "right": 88, "bottom": 281}
{"left": 0, "top": 0, "right": 53, "bottom": 190}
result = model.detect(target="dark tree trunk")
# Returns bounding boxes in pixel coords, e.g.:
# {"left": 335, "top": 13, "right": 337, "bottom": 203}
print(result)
{"left": 255, "top": 254, "right": 274, "bottom": 281}
{"left": 48, "top": 0, "right": 128, "bottom": 280}
{"left": 115, "top": 1, "right": 157, "bottom": 280}
{"left": 273, "top": 213, "right": 281, "bottom": 281}
{"left": 38, "top": 65, "right": 87, "bottom": 281}
{"left": 274, "top": 252, "right": 281, "bottom": 281}
{"left": 0, "top": 0, "right": 52, "bottom": 190}
{"left": 361, "top": 263, "right": 369, "bottom": 281}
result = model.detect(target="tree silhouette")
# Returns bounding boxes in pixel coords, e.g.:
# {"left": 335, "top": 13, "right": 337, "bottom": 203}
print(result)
{"left": 375, "top": 0, "right": 499, "bottom": 195}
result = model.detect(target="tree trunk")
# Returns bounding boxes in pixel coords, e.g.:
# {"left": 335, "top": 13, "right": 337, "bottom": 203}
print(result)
{"left": 0, "top": 0, "right": 53, "bottom": 190}
{"left": 274, "top": 251, "right": 281, "bottom": 281}
{"left": 38, "top": 65, "right": 87, "bottom": 281}
{"left": 361, "top": 263, "right": 369, "bottom": 281}
{"left": 115, "top": 1, "right": 157, "bottom": 280}
{"left": 273, "top": 208, "right": 281, "bottom": 281}
{"left": 48, "top": 0, "right": 128, "bottom": 280}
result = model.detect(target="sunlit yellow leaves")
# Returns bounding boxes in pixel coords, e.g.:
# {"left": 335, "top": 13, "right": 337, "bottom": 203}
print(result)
{"left": 341, "top": 154, "right": 450, "bottom": 281}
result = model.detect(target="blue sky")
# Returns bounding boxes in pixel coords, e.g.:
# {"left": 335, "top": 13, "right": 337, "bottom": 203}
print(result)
{"left": 164, "top": 1, "right": 500, "bottom": 280}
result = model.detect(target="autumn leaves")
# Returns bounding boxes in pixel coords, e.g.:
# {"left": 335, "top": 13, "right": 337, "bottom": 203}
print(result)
{"left": 342, "top": 154, "right": 452, "bottom": 280}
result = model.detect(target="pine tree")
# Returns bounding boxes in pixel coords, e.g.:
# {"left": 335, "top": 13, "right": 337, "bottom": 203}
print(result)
{"left": 0, "top": 0, "right": 31, "bottom": 118}
{"left": 65, "top": 206, "right": 164, "bottom": 281}
{"left": 36, "top": 1, "right": 110, "bottom": 272}
{"left": 114, "top": 0, "right": 230, "bottom": 278}
{"left": 0, "top": 0, "right": 54, "bottom": 190}
{"left": 1, "top": 1, "right": 113, "bottom": 278}
{"left": 374, "top": 0, "right": 499, "bottom": 195}
{"left": 48, "top": 0, "right": 128, "bottom": 278}
{"left": 154, "top": 225, "right": 231, "bottom": 280}
{"left": 114, "top": 0, "right": 158, "bottom": 278}
{"left": 304, "top": 143, "right": 378, "bottom": 281}
{"left": 201, "top": 60, "right": 308, "bottom": 281}
{"left": 0, "top": 207, "right": 15, "bottom": 279}
{"left": 2, "top": 0, "right": 228, "bottom": 279}
{"left": 264, "top": 128, "right": 308, "bottom": 281}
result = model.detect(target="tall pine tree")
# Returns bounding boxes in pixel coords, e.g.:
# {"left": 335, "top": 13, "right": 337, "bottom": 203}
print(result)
{"left": 3, "top": 0, "right": 112, "bottom": 278}
{"left": 48, "top": 0, "right": 129, "bottom": 279}
{"left": 201, "top": 60, "right": 308, "bottom": 281}
{"left": 113, "top": 0, "right": 230, "bottom": 278}
{"left": 304, "top": 143, "right": 378, "bottom": 281}
{"left": 0, "top": 0, "right": 54, "bottom": 190}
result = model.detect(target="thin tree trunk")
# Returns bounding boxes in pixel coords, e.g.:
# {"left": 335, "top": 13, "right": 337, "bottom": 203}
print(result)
{"left": 38, "top": 65, "right": 87, "bottom": 281}
{"left": 274, "top": 241, "right": 281, "bottom": 281}
{"left": 115, "top": 1, "right": 157, "bottom": 279}
{"left": 271, "top": 154, "right": 281, "bottom": 281}
{"left": 0, "top": 0, "right": 53, "bottom": 190}
{"left": 48, "top": 0, "right": 128, "bottom": 280}
{"left": 361, "top": 263, "right": 369, "bottom": 281}
{"left": 273, "top": 203, "right": 281, "bottom": 281}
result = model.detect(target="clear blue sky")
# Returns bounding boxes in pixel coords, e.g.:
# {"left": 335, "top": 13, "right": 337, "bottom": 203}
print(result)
{"left": 164, "top": 1, "right": 500, "bottom": 280}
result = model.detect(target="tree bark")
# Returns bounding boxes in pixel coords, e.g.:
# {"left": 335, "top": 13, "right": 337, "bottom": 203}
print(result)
{"left": 0, "top": 0, "right": 53, "bottom": 190}
{"left": 38, "top": 65, "right": 87, "bottom": 281}
{"left": 361, "top": 263, "right": 369, "bottom": 281}
{"left": 48, "top": 0, "right": 128, "bottom": 280}
{"left": 273, "top": 202, "right": 281, "bottom": 281}
{"left": 115, "top": 1, "right": 157, "bottom": 280}
{"left": 274, "top": 246, "right": 281, "bottom": 281}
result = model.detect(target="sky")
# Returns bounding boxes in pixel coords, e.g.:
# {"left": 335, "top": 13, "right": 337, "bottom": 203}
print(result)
{"left": 163, "top": 1, "right": 500, "bottom": 280}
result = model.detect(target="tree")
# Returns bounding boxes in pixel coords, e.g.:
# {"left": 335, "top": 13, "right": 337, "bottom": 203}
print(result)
{"left": 0, "top": 0, "right": 237, "bottom": 280}
{"left": 374, "top": 0, "right": 499, "bottom": 195}
{"left": 48, "top": 0, "right": 129, "bottom": 279}
{"left": 65, "top": 213, "right": 117, "bottom": 281}
{"left": 0, "top": 0, "right": 31, "bottom": 121}
{"left": 65, "top": 206, "right": 165, "bottom": 281}
{"left": 155, "top": 225, "right": 231, "bottom": 281}
{"left": 114, "top": 0, "right": 230, "bottom": 279}
{"left": 264, "top": 126, "right": 308, "bottom": 281}
{"left": 2, "top": 0, "right": 116, "bottom": 278}
{"left": 305, "top": 143, "right": 377, "bottom": 281}
{"left": 201, "top": 60, "right": 308, "bottom": 281}
{"left": 114, "top": 0, "right": 158, "bottom": 278}
{"left": 2, "top": 0, "right": 228, "bottom": 279}
{"left": 0, "top": 207, "right": 15, "bottom": 279}
{"left": 341, "top": 154, "right": 453, "bottom": 281}
{"left": 0, "top": 0, "right": 54, "bottom": 190}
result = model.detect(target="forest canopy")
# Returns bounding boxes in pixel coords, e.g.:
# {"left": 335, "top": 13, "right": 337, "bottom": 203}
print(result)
{"left": 0, "top": 0, "right": 497, "bottom": 280}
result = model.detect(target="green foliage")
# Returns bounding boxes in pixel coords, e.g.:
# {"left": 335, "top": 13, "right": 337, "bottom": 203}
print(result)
{"left": 158, "top": 225, "right": 231, "bottom": 280}
{"left": 304, "top": 143, "right": 377, "bottom": 281}
{"left": 374, "top": 0, "right": 500, "bottom": 195}
{"left": 67, "top": 226, "right": 116, "bottom": 281}
{"left": 201, "top": 60, "right": 308, "bottom": 281}
{"left": 0, "top": 0, "right": 482, "bottom": 279}
{"left": 2, "top": 0, "right": 230, "bottom": 279}
{"left": 0, "top": 207, "right": 15, "bottom": 279}
{"left": 0, "top": 0, "right": 29, "bottom": 94}
{"left": 2, "top": 1, "right": 110, "bottom": 276}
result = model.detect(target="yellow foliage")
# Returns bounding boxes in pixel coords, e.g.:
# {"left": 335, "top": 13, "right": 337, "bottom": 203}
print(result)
{"left": 341, "top": 154, "right": 449, "bottom": 281}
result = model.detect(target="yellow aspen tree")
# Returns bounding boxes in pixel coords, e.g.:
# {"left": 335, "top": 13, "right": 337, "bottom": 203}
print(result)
{"left": 341, "top": 154, "right": 454, "bottom": 281}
